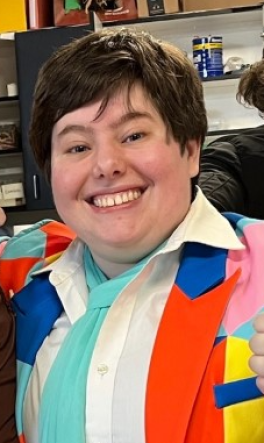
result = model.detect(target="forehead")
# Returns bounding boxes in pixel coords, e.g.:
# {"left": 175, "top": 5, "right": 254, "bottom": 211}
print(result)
{"left": 53, "top": 84, "right": 159, "bottom": 132}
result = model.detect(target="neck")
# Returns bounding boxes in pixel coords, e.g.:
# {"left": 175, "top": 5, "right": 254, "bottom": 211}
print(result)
{"left": 91, "top": 253, "right": 136, "bottom": 279}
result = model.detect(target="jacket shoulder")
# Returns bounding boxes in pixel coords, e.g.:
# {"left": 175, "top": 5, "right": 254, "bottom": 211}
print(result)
{"left": 0, "top": 219, "right": 76, "bottom": 296}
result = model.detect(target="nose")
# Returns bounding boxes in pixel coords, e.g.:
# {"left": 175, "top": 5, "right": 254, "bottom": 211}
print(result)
{"left": 92, "top": 144, "right": 127, "bottom": 180}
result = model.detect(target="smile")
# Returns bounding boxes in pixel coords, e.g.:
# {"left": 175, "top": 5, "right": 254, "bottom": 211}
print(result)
{"left": 93, "top": 189, "right": 142, "bottom": 208}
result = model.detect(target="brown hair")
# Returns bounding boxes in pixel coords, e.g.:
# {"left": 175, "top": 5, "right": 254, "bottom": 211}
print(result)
{"left": 237, "top": 60, "right": 264, "bottom": 113}
{"left": 29, "top": 27, "right": 207, "bottom": 181}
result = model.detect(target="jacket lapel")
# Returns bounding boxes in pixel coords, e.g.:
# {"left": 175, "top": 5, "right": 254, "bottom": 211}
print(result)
{"left": 145, "top": 242, "right": 241, "bottom": 443}
{"left": 11, "top": 273, "right": 62, "bottom": 366}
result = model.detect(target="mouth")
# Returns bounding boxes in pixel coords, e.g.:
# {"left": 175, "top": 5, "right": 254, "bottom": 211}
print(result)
{"left": 90, "top": 189, "right": 143, "bottom": 208}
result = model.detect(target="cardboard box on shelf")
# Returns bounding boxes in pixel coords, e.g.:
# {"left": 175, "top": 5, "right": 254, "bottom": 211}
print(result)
{"left": 0, "top": 123, "right": 20, "bottom": 151}
{"left": 0, "top": 167, "right": 25, "bottom": 207}
{"left": 1, "top": 182, "right": 25, "bottom": 200}
{"left": 0, "top": 1, "right": 28, "bottom": 33}
{"left": 54, "top": 0, "right": 138, "bottom": 26}
{"left": 0, "top": 197, "right": 25, "bottom": 207}
{"left": 181, "top": 0, "right": 261, "bottom": 12}
{"left": 137, "top": 0, "right": 179, "bottom": 17}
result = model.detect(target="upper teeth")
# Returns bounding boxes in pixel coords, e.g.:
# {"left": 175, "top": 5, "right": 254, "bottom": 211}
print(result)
{"left": 93, "top": 190, "right": 141, "bottom": 208}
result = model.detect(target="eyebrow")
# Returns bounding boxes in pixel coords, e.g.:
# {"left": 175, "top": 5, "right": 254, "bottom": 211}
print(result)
{"left": 56, "top": 111, "right": 154, "bottom": 138}
{"left": 109, "top": 111, "right": 154, "bottom": 129}
{"left": 56, "top": 125, "right": 94, "bottom": 139}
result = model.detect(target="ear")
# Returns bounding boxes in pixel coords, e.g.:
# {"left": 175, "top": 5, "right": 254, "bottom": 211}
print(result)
{"left": 185, "top": 139, "right": 201, "bottom": 178}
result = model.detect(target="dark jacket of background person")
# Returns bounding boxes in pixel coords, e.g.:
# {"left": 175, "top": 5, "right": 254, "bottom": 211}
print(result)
{"left": 0, "top": 288, "right": 18, "bottom": 443}
{"left": 199, "top": 125, "right": 264, "bottom": 219}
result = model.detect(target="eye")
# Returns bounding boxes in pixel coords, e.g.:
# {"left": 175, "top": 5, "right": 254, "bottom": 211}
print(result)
{"left": 124, "top": 133, "right": 144, "bottom": 143}
{"left": 69, "top": 145, "right": 90, "bottom": 153}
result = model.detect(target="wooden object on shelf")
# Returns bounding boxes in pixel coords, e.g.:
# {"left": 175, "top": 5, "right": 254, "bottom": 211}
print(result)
{"left": 28, "top": 0, "right": 54, "bottom": 29}
{"left": 181, "top": 0, "right": 261, "bottom": 12}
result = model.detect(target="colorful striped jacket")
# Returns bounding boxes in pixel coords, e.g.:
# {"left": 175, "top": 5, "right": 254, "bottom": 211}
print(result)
{"left": 0, "top": 213, "right": 264, "bottom": 443}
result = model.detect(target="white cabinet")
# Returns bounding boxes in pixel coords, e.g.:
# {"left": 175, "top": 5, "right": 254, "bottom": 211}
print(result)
{"left": 103, "top": 6, "right": 264, "bottom": 133}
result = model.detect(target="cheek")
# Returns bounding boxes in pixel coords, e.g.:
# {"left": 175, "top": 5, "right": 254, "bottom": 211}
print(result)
{"left": 139, "top": 152, "right": 175, "bottom": 179}
{"left": 51, "top": 162, "right": 74, "bottom": 200}
{"left": 154, "top": 158, "right": 188, "bottom": 185}
{"left": 144, "top": 145, "right": 186, "bottom": 176}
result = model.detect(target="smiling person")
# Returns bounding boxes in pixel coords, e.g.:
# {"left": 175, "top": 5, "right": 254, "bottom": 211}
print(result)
{"left": 1, "top": 28, "right": 264, "bottom": 443}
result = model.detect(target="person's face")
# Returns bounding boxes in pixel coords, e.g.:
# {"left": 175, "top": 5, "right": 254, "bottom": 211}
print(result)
{"left": 51, "top": 85, "right": 200, "bottom": 266}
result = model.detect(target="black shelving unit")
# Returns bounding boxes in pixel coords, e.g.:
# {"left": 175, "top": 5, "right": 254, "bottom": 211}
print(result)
{"left": 102, "top": 3, "right": 263, "bottom": 26}
{"left": 15, "top": 22, "right": 95, "bottom": 211}
{"left": 0, "top": 148, "right": 21, "bottom": 155}
{"left": 202, "top": 72, "right": 245, "bottom": 82}
{"left": 0, "top": 95, "right": 19, "bottom": 103}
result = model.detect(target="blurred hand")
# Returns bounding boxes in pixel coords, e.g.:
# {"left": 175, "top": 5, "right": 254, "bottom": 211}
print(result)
{"left": 0, "top": 208, "right": 6, "bottom": 227}
{"left": 249, "top": 313, "right": 264, "bottom": 394}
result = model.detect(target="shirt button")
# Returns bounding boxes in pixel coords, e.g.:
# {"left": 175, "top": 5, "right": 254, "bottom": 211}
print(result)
{"left": 97, "top": 363, "right": 109, "bottom": 375}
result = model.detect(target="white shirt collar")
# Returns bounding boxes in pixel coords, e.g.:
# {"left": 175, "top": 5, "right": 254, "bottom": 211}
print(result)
{"left": 162, "top": 187, "right": 244, "bottom": 254}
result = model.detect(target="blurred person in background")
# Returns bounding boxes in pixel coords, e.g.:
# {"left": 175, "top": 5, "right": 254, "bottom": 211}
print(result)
{"left": 199, "top": 60, "right": 264, "bottom": 219}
